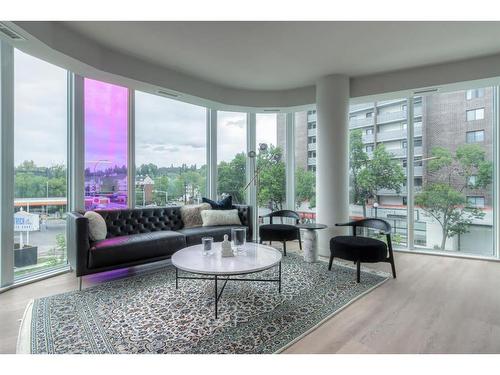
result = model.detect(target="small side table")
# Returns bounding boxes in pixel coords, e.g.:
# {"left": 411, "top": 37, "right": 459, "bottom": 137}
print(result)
{"left": 296, "top": 223, "right": 328, "bottom": 263}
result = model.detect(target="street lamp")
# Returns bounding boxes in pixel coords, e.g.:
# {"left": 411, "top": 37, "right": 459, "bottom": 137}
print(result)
{"left": 373, "top": 202, "right": 379, "bottom": 218}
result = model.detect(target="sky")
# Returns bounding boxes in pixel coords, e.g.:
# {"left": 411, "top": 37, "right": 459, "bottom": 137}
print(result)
{"left": 13, "top": 49, "right": 278, "bottom": 169}
{"left": 14, "top": 49, "right": 67, "bottom": 167}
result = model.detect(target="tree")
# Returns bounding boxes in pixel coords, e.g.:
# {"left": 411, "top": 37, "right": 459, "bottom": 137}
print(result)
{"left": 349, "top": 130, "right": 406, "bottom": 217}
{"left": 415, "top": 144, "right": 491, "bottom": 250}
{"left": 257, "top": 145, "right": 286, "bottom": 211}
{"left": 153, "top": 175, "right": 169, "bottom": 205}
{"left": 217, "top": 153, "right": 247, "bottom": 203}
{"left": 295, "top": 167, "right": 316, "bottom": 209}
{"left": 349, "top": 129, "right": 369, "bottom": 208}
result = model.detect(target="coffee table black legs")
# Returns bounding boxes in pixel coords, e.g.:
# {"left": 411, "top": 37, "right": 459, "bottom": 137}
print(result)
{"left": 175, "top": 262, "right": 282, "bottom": 319}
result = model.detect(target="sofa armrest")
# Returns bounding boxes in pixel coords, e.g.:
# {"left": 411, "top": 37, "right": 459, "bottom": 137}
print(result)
{"left": 66, "top": 212, "right": 90, "bottom": 276}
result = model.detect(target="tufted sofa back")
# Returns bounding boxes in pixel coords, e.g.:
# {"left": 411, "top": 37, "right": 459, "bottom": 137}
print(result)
{"left": 96, "top": 207, "right": 183, "bottom": 238}
{"left": 92, "top": 205, "right": 251, "bottom": 239}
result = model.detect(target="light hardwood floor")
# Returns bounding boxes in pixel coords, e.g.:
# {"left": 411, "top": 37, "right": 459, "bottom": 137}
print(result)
{"left": 1, "top": 247, "right": 500, "bottom": 354}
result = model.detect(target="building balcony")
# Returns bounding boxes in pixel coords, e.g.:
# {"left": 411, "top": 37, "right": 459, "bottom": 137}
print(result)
{"left": 307, "top": 113, "right": 317, "bottom": 122}
{"left": 386, "top": 148, "right": 407, "bottom": 158}
{"left": 349, "top": 117, "right": 374, "bottom": 128}
{"left": 307, "top": 128, "right": 316, "bottom": 137}
{"left": 403, "top": 166, "right": 423, "bottom": 176}
{"left": 384, "top": 146, "right": 422, "bottom": 158}
{"left": 377, "top": 110, "right": 407, "bottom": 124}
{"left": 308, "top": 157, "right": 316, "bottom": 165}
{"left": 376, "top": 125, "right": 421, "bottom": 142}
{"left": 308, "top": 143, "right": 317, "bottom": 151}
{"left": 377, "top": 186, "right": 422, "bottom": 196}
{"left": 350, "top": 103, "right": 375, "bottom": 112}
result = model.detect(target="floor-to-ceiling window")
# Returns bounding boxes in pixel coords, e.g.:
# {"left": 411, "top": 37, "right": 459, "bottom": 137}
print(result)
{"left": 135, "top": 91, "right": 207, "bottom": 207}
{"left": 294, "top": 110, "right": 316, "bottom": 223}
{"left": 217, "top": 111, "right": 247, "bottom": 203}
{"left": 255, "top": 113, "right": 287, "bottom": 220}
{"left": 84, "top": 78, "right": 128, "bottom": 210}
{"left": 13, "top": 49, "right": 68, "bottom": 279}
{"left": 413, "top": 87, "right": 495, "bottom": 256}
{"left": 348, "top": 99, "right": 409, "bottom": 246}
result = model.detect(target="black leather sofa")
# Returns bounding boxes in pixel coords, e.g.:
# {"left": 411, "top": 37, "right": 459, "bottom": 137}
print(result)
{"left": 67, "top": 205, "right": 252, "bottom": 277}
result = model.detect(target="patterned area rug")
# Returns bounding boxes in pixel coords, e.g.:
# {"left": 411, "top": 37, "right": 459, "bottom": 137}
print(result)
{"left": 21, "top": 254, "right": 388, "bottom": 354}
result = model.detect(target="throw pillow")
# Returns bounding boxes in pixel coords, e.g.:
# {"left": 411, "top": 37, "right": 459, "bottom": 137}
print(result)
{"left": 84, "top": 211, "right": 107, "bottom": 241}
{"left": 201, "top": 209, "right": 242, "bottom": 227}
{"left": 202, "top": 195, "right": 232, "bottom": 210}
{"left": 180, "top": 203, "right": 212, "bottom": 228}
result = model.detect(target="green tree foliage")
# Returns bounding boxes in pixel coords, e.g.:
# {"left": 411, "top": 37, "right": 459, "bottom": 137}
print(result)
{"left": 217, "top": 153, "right": 247, "bottom": 203}
{"left": 137, "top": 163, "right": 158, "bottom": 177}
{"left": 349, "top": 130, "right": 406, "bottom": 216}
{"left": 415, "top": 144, "right": 491, "bottom": 250}
{"left": 15, "top": 161, "right": 67, "bottom": 198}
{"left": 295, "top": 167, "right": 316, "bottom": 209}
{"left": 256, "top": 145, "right": 286, "bottom": 211}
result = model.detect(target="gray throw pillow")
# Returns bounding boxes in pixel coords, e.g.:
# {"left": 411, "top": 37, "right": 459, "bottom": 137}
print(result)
{"left": 84, "top": 211, "right": 107, "bottom": 241}
{"left": 180, "top": 203, "right": 212, "bottom": 228}
{"left": 200, "top": 209, "right": 242, "bottom": 227}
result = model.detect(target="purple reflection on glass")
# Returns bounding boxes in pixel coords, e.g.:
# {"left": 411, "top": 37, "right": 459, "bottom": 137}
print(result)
{"left": 84, "top": 78, "right": 128, "bottom": 210}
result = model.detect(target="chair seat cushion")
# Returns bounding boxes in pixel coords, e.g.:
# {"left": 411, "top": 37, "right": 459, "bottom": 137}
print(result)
{"left": 330, "top": 236, "right": 387, "bottom": 262}
{"left": 89, "top": 231, "right": 186, "bottom": 269}
{"left": 177, "top": 225, "right": 248, "bottom": 246}
{"left": 259, "top": 224, "right": 298, "bottom": 241}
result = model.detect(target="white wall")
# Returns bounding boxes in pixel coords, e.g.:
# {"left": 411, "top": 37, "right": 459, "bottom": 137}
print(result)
{"left": 6, "top": 21, "right": 500, "bottom": 111}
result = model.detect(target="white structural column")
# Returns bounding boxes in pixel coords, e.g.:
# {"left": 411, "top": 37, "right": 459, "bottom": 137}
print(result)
{"left": 316, "top": 75, "right": 350, "bottom": 256}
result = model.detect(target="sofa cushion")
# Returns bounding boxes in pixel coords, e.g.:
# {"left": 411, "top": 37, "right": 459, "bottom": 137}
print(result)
{"left": 202, "top": 195, "right": 232, "bottom": 210}
{"left": 180, "top": 203, "right": 211, "bottom": 228}
{"left": 84, "top": 211, "right": 107, "bottom": 241}
{"left": 177, "top": 225, "right": 248, "bottom": 247}
{"left": 201, "top": 209, "right": 241, "bottom": 227}
{"left": 88, "top": 231, "right": 186, "bottom": 269}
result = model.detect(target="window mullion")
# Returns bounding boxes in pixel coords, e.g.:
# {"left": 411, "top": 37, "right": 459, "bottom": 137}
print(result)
{"left": 407, "top": 97, "right": 415, "bottom": 250}
{"left": 0, "top": 41, "right": 14, "bottom": 287}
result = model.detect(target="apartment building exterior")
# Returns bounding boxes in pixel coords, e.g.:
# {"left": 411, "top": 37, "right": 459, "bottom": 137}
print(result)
{"left": 278, "top": 88, "right": 494, "bottom": 255}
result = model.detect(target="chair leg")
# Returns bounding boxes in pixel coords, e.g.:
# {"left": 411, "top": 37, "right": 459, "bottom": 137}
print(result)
{"left": 328, "top": 254, "right": 334, "bottom": 270}
{"left": 298, "top": 231, "right": 302, "bottom": 250}
{"left": 259, "top": 238, "right": 263, "bottom": 244}
{"left": 79, "top": 276, "right": 83, "bottom": 291}
{"left": 269, "top": 241, "right": 272, "bottom": 246}
{"left": 390, "top": 258, "right": 397, "bottom": 279}
{"left": 283, "top": 241, "right": 287, "bottom": 256}
{"left": 356, "top": 261, "right": 361, "bottom": 283}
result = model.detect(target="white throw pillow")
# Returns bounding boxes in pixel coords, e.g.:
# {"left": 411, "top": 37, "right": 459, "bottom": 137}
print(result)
{"left": 201, "top": 209, "right": 242, "bottom": 227}
{"left": 84, "top": 211, "right": 107, "bottom": 241}
{"left": 180, "top": 203, "right": 212, "bottom": 228}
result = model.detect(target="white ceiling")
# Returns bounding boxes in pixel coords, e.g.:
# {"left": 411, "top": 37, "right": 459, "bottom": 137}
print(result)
{"left": 59, "top": 21, "right": 500, "bottom": 91}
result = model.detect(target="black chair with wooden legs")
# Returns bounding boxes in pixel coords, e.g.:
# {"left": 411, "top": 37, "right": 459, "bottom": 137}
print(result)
{"left": 259, "top": 210, "right": 302, "bottom": 256}
{"left": 329, "top": 218, "right": 397, "bottom": 283}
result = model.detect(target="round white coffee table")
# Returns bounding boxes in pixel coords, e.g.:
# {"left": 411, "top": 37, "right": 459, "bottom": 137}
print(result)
{"left": 171, "top": 242, "right": 282, "bottom": 318}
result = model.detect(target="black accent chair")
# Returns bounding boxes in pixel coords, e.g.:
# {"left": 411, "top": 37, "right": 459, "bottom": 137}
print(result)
{"left": 259, "top": 210, "right": 302, "bottom": 256}
{"left": 329, "top": 218, "right": 397, "bottom": 283}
